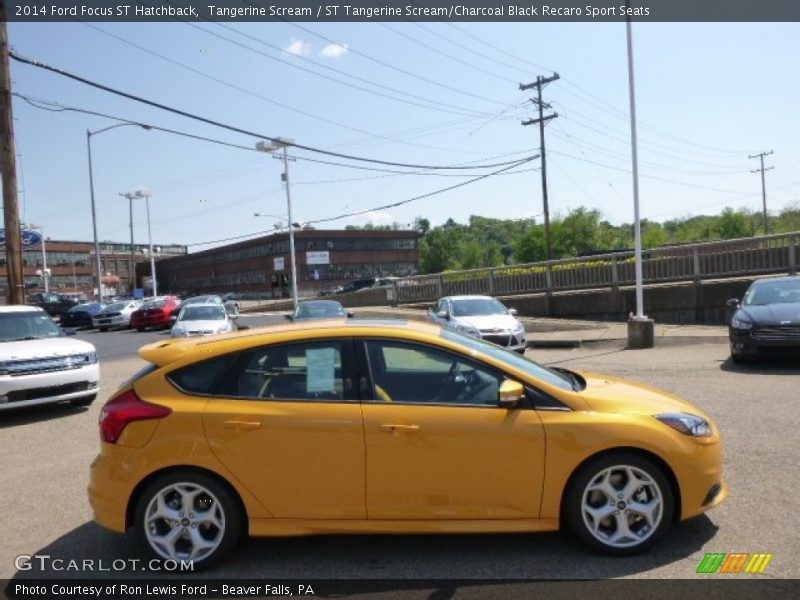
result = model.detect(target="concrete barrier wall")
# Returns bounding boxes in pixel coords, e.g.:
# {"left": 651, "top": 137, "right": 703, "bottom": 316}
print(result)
{"left": 498, "top": 278, "right": 758, "bottom": 324}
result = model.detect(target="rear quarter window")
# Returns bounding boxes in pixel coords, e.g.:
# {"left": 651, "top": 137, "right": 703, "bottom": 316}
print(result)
{"left": 168, "top": 355, "right": 236, "bottom": 395}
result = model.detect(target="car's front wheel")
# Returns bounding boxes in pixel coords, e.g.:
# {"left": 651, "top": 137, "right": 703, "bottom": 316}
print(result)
{"left": 134, "top": 471, "right": 243, "bottom": 570}
{"left": 565, "top": 453, "right": 673, "bottom": 555}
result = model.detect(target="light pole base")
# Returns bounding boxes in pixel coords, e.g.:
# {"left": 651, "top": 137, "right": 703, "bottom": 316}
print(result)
{"left": 627, "top": 317, "right": 655, "bottom": 349}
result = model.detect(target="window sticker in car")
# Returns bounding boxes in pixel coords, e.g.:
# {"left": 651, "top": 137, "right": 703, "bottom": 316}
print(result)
{"left": 306, "top": 347, "right": 337, "bottom": 393}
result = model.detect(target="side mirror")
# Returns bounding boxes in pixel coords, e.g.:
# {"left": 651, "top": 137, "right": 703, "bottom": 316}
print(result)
{"left": 498, "top": 379, "right": 525, "bottom": 408}
{"left": 62, "top": 327, "right": 77, "bottom": 336}
{"left": 346, "top": 311, "right": 355, "bottom": 319}
{"left": 726, "top": 298, "right": 740, "bottom": 308}
{"left": 436, "top": 310, "right": 450, "bottom": 320}
{"left": 508, "top": 308, "right": 518, "bottom": 316}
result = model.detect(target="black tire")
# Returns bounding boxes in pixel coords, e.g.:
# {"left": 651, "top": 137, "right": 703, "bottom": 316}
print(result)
{"left": 136, "top": 327, "right": 145, "bottom": 332}
{"left": 99, "top": 327, "right": 108, "bottom": 332}
{"left": 70, "top": 394, "right": 97, "bottom": 407}
{"left": 133, "top": 470, "right": 243, "bottom": 570}
{"left": 564, "top": 452, "right": 674, "bottom": 555}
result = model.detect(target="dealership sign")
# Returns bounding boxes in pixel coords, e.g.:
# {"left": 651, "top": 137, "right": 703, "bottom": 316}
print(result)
{"left": 273, "top": 257, "right": 285, "bottom": 271}
{"left": 306, "top": 251, "right": 330, "bottom": 265}
{"left": 0, "top": 228, "right": 43, "bottom": 247}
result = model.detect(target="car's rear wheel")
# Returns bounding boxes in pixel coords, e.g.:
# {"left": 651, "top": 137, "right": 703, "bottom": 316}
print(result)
{"left": 134, "top": 471, "right": 243, "bottom": 570}
{"left": 136, "top": 327, "right": 145, "bottom": 332}
{"left": 565, "top": 453, "right": 673, "bottom": 555}
{"left": 70, "top": 394, "right": 96, "bottom": 407}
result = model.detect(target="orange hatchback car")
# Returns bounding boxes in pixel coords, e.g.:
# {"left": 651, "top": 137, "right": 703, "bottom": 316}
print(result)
{"left": 89, "top": 320, "right": 726, "bottom": 569}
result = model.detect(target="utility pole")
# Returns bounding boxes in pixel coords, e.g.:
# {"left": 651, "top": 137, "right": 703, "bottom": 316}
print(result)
{"left": 520, "top": 73, "right": 559, "bottom": 261}
{"left": 0, "top": 13, "right": 24, "bottom": 304}
{"left": 749, "top": 151, "right": 774, "bottom": 235}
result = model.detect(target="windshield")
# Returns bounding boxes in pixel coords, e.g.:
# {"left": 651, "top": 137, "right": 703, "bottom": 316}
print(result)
{"left": 103, "top": 302, "right": 127, "bottom": 312}
{"left": 0, "top": 312, "right": 62, "bottom": 342}
{"left": 70, "top": 303, "right": 99, "bottom": 312}
{"left": 295, "top": 302, "right": 345, "bottom": 319}
{"left": 184, "top": 296, "right": 217, "bottom": 305}
{"left": 451, "top": 298, "right": 508, "bottom": 317}
{"left": 141, "top": 300, "right": 166, "bottom": 308}
{"left": 743, "top": 279, "right": 800, "bottom": 305}
{"left": 441, "top": 329, "right": 574, "bottom": 391}
{"left": 179, "top": 305, "right": 226, "bottom": 321}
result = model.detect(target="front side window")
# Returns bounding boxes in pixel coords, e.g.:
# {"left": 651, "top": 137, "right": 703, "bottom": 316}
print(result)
{"left": 219, "top": 341, "right": 347, "bottom": 402}
{"left": 365, "top": 340, "right": 503, "bottom": 407}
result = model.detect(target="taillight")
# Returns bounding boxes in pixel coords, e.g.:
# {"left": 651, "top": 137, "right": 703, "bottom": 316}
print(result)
{"left": 99, "top": 389, "right": 171, "bottom": 444}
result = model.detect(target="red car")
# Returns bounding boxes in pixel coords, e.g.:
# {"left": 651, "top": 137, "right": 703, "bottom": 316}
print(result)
{"left": 129, "top": 296, "right": 181, "bottom": 331}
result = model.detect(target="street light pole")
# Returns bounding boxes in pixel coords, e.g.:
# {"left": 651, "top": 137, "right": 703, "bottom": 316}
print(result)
{"left": 255, "top": 138, "right": 299, "bottom": 310}
{"left": 144, "top": 192, "right": 157, "bottom": 298}
{"left": 625, "top": 3, "right": 654, "bottom": 349}
{"left": 86, "top": 130, "right": 104, "bottom": 302}
{"left": 120, "top": 192, "right": 137, "bottom": 294}
{"left": 86, "top": 122, "right": 151, "bottom": 302}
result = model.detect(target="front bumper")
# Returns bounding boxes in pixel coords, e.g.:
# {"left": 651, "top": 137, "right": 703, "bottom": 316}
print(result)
{"left": 479, "top": 331, "right": 527, "bottom": 353}
{"left": 730, "top": 327, "right": 800, "bottom": 357}
{"left": 0, "top": 363, "right": 99, "bottom": 410}
{"left": 93, "top": 315, "right": 129, "bottom": 328}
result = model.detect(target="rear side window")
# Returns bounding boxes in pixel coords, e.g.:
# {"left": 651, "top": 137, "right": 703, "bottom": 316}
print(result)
{"left": 168, "top": 355, "right": 236, "bottom": 395}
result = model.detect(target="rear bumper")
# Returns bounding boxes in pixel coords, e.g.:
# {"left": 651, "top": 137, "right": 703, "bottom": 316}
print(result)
{"left": 93, "top": 315, "right": 129, "bottom": 328}
{"left": 88, "top": 450, "right": 130, "bottom": 533}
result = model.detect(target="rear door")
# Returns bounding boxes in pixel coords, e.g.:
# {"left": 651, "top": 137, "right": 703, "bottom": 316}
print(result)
{"left": 192, "top": 338, "right": 366, "bottom": 519}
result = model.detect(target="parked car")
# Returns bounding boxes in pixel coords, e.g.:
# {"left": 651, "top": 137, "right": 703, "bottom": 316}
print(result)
{"left": 130, "top": 297, "right": 181, "bottom": 331}
{"left": 0, "top": 306, "right": 99, "bottom": 410}
{"left": 428, "top": 295, "right": 527, "bottom": 353}
{"left": 89, "top": 319, "right": 725, "bottom": 569}
{"left": 92, "top": 300, "right": 143, "bottom": 331}
{"left": 61, "top": 302, "right": 106, "bottom": 329}
{"left": 337, "top": 278, "right": 378, "bottom": 295}
{"left": 28, "top": 292, "right": 79, "bottom": 319}
{"left": 178, "top": 295, "right": 239, "bottom": 322}
{"left": 727, "top": 275, "right": 800, "bottom": 362}
{"left": 171, "top": 303, "right": 236, "bottom": 338}
{"left": 288, "top": 300, "right": 354, "bottom": 322}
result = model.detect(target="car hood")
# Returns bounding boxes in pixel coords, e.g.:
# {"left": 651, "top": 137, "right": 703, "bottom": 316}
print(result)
{"left": 736, "top": 302, "right": 800, "bottom": 325}
{"left": 0, "top": 337, "right": 96, "bottom": 361}
{"left": 174, "top": 319, "right": 228, "bottom": 330}
{"left": 452, "top": 314, "right": 521, "bottom": 331}
{"left": 577, "top": 371, "right": 707, "bottom": 418}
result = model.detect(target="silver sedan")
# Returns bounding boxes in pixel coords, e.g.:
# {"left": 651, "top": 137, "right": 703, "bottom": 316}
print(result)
{"left": 428, "top": 295, "right": 527, "bottom": 353}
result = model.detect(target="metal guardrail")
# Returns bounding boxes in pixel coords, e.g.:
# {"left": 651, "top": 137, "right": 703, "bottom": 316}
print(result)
{"left": 393, "top": 232, "right": 800, "bottom": 304}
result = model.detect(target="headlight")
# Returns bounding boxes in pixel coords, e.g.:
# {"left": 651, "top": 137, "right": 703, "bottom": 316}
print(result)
{"left": 731, "top": 317, "right": 753, "bottom": 330}
{"left": 171, "top": 328, "right": 187, "bottom": 338}
{"left": 455, "top": 324, "right": 481, "bottom": 338}
{"left": 85, "top": 351, "right": 98, "bottom": 365}
{"left": 655, "top": 413, "right": 712, "bottom": 437}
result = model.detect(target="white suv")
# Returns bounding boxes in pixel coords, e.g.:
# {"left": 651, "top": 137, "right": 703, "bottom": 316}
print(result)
{"left": 0, "top": 306, "right": 99, "bottom": 410}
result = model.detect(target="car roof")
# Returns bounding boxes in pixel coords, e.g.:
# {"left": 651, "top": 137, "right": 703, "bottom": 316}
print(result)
{"left": 446, "top": 295, "right": 499, "bottom": 301}
{"left": 140, "top": 319, "right": 439, "bottom": 366}
{"left": 182, "top": 302, "right": 224, "bottom": 308}
{"left": 0, "top": 305, "right": 45, "bottom": 313}
{"left": 753, "top": 275, "right": 800, "bottom": 285}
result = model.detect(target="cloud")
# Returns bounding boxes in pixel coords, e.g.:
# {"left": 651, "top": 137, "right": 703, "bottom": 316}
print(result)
{"left": 283, "top": 39, "right": 312, "bottom": 56}
{"left": 319, "top": 43, "right": 349, "bottom": 58}
{"left": 355, "top": 210, "right": 393, "bottom": 224}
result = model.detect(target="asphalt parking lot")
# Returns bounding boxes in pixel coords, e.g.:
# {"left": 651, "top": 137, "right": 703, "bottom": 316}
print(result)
{"left": 1, "top": 315, "right": 798, "bottom": 581}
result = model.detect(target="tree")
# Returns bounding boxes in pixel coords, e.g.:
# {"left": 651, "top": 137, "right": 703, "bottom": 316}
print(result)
{"left": 715, "top": 207, "right": 751, "bottom": 239}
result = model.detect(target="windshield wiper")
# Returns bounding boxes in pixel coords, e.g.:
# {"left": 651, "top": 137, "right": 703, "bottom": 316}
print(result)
{"left": 553, "top": 367, "right": 580, "bottom": 391}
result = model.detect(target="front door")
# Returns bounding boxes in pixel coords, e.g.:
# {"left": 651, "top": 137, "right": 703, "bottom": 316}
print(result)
{"left": 359, "top": 339, "right": 546, "bottom": 520}
{"left": 200, "top": 339, "right": 365, "bottom": 519}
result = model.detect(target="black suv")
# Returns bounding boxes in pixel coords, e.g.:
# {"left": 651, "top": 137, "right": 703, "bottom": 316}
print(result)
{"left": 28, "top": 292, "right": 80, "bottom": 319}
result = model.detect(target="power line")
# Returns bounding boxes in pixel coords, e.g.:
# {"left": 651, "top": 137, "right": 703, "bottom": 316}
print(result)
{"left": 9, "top": 51, "right": 536, "bottom": 171}
{"left": 82, "top": 23, "right": 499, "bottom": 155}
{"left": 307, "top": 156, "right": 538, "bottom": 225}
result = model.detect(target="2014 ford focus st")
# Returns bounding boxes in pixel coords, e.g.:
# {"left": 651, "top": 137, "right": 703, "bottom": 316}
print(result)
{"left": 88, "top": 320, "right": 726, "bottom": 569}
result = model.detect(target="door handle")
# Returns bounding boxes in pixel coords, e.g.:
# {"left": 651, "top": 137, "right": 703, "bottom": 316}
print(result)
{"left": 379, "top": 423, "right": 420, "bottom": 433}
{"left": 223, "top": 420, "right": 262, "bottom": 430}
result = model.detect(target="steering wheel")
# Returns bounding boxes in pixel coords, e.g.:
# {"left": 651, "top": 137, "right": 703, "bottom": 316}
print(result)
{"left": 434, "top": 361, "right": 468, "bottom": 403}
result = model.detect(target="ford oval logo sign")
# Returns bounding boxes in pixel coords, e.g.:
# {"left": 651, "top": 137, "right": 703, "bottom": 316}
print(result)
{"left": 0, "top": 229, "right": 43, "bottom": 247}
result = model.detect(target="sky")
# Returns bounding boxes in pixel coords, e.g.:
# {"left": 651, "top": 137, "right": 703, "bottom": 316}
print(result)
{"left": 5, "top": 20, "right": 800, "bottom": 251}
